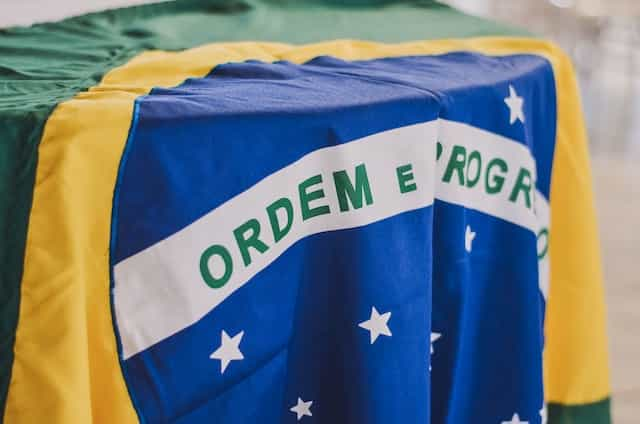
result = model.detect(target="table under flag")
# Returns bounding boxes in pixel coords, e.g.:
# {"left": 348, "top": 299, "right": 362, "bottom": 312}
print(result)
{"left": 111, "top": 53, "right": 554, "bottom": 423}
{"left": 0, "top": 2, "right": 611, "bottom": 423}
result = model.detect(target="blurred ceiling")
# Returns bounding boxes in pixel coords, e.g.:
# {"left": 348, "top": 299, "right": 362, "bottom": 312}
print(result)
{"left": 574, "top": 0, "right": 640, "bottom": 17}
{"left": 0, "top": 0, "right": 160, "bottom": 28}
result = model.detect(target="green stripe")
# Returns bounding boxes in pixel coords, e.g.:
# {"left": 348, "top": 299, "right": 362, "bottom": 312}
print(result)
{"left": 0, "top": 106, "right": 52, "bottom": 420}
{"left": 0, "top": 0, "right": 526, "bottom": 420}
{"left": 549, "top": 397, "right": 612, "bottom": 424}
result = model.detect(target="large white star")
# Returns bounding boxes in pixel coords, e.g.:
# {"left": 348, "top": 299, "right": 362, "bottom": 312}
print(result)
{"left": 504, "top": 85, "right": 525, "bottom": 124}
{"left": 209, "top": 330, "right": 244, "bottom": 374}
{"left": 290, "top": 397, "right": 313, "bottom": 421}
{"left": 501, "top": 413, "right": 529, "bottom": 424}
{"left": 358, "top": 306, "right": 392, "bottom": 344}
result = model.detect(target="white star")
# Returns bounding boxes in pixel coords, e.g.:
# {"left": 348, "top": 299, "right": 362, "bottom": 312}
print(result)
{"left": 430, "top": 332, "right": 441, "bottom": 355}
{"left": 358, "top": 306, "right": 392, "bottom": 344}
{"left": 429, "top": 332, "right": 441, "bottom": 371}
{"left": 209, "top": 330, "right": 244, "bottom": 374}
{"left": 290, "top": 397, "right": 313, "bottom": 421}
{"left": 504, "top": 84, "right": 525, "bottom": 124}
{"left": 501, "top": 413, "right": 529, "bottom": 424}
{"left": 540, "top": 405, "right": 547, "bottom": 424}
{"left": 465, "top": 225, "right": 476, "bottom": 253}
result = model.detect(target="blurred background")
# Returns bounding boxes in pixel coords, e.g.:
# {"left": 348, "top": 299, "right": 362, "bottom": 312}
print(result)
{"left": 1, "top": 0, "right": 638, "bottom": 422}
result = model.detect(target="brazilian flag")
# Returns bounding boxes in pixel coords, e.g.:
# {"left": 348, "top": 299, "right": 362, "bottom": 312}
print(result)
{"left": 0, "top": 1, "right": 610, "bottom": 423}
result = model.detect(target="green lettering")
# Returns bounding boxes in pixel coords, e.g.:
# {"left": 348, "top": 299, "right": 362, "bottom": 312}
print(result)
{"left": 537, "top": 228, "right": 549, "bottom": 260}
{"left": 485, "top": 158, "right": 508, "bottom": 194}
{"left": 233, "top": 219, "right": 269, "bottom": 266}
{"left": 509, "top": 168, "right": 533, "bottom": 209}
{"left": 442, "top": 145, "right": 466, "bottom": 185}
{"left": 266, "top": 197, "right": 294, "bottom": 243}
{"left": 396, "top": 164, "right": 417, "bottom": 194}
{"left": 436, "top": 141, "right": 443, "bottom": 161}
{"left": 299, "top": 174, "right": 331, "bottom": 220}
{"left": 200, "top": 244, "right": 233, "bottom": 289}
{"left": 333, "top": 163, "right": 374, "bottom": 212}
{"left": 465, "top": 150, "right": 482, "bottom": 188}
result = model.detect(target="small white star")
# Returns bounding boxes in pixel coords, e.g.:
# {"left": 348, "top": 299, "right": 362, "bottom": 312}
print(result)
{"left": 430, "top": 332, "right": 441, "bottom": 355}
{"left": 465, "top": 225, "right": 476, "bottom": 253}
{"left": 540, "top": 405, "right": 547, "bottom": 424}
{"left": 209, "top": 330, "right": 244, "bottom": 374}
{"left": 501, "top": 413, "right": 529, "bottom": 424}
{"left": 429, "top": 332, "right": 441, "bottom": 371}
{"left": 358, "top": 306, "right": 392, "bottom": 344}
{"left": 290, "top": 397, "right": 313, "bottom": 421}
{"left": 504, "top": 84, "right": 525, "bottom": 124}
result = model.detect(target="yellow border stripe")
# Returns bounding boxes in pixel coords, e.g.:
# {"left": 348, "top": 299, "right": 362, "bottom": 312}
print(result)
{"left": 6, "top": 38, "right": 609, "bottom": 423}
